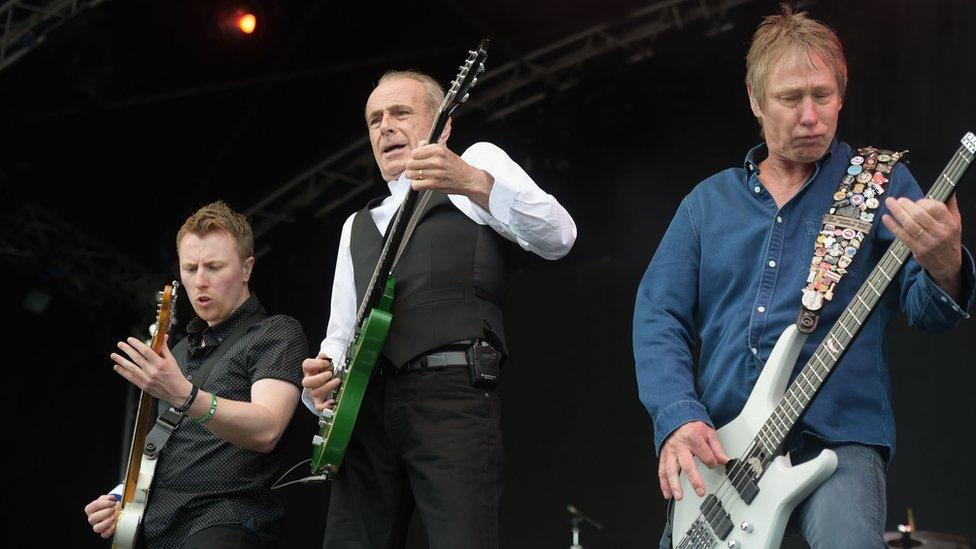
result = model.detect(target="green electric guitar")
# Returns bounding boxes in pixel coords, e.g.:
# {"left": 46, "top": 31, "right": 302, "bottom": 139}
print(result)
{"left": 311, "top": 38, "right": 490, "bottom": 477}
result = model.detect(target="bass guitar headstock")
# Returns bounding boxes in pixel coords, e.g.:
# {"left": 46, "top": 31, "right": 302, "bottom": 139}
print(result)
{"left": 962, "top": 131, "right": 976, "bottom": 155}
{"left": 148, "top": 282, "right": 179, "bottom": 354}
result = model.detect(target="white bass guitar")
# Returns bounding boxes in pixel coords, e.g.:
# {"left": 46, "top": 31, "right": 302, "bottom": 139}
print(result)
{"left": 671, "top": 132, "right": 976, "bottom": 549}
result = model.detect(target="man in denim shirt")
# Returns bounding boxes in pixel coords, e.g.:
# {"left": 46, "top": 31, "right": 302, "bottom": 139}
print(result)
{"left": 633, "top": 7, "right": 974, "bottom": 548}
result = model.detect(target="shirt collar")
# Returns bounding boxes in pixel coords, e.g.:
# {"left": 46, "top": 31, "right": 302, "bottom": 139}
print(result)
{"left": 743, "top": 137, "right": 839, "bottom": 176}
{"left": 386, "top": 173, "right": 411, "bottom": 199}
{"left": 186, "top": 294, "right": 261, "bottom": 342}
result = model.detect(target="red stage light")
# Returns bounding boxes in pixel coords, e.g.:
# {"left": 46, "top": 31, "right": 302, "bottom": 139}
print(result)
{"left": 215, "top": 2, "right": 262, "bottom": 39}
{"left": 237, "top": 13, "right": 257, "bottom": 34}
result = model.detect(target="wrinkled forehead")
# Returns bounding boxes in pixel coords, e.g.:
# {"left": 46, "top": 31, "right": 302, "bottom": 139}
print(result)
{"left": 765, "top": 48, "right": 838, "bottom": 91}
{"left": 364, "top": 78, "right": 429, "bottom": 119}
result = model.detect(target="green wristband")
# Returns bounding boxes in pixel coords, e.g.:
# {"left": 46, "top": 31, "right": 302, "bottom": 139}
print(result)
{"left": 192, "top": 393, "right": 218, "bottom": 424}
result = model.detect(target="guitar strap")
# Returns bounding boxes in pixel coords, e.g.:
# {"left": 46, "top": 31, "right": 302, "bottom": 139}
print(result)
{"left": 142, "top": 308, "right": 267, "bottom": 459}
{"left": 795, "top": 147, "right": 907, "bottom": 333}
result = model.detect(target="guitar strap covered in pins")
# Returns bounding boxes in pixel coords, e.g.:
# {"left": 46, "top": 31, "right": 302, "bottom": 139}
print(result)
{"left": 796, "top": 147, "right": 907, "bottom": 333}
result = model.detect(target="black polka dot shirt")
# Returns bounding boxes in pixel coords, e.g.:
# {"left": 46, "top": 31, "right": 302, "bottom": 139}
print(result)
{"left": 142, "top": 295, "right": 308, "bottom": 547}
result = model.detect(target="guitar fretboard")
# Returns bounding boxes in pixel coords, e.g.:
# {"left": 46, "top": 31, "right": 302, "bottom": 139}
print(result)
{"left": 754, "top": 142, "right": 974, "bottom": 457}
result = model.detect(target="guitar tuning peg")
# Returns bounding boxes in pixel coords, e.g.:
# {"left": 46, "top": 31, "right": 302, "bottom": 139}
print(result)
{"left": 462, "top": 92, "right": 470, "bottom": 102}
{"left": 478, "top": 64, "right": 485, "bottom": 74}
{"left": 471, "top": 77, "right": 478, "bottom": 87}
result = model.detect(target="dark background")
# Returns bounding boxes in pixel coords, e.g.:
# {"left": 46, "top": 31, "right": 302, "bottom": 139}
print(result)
{"left": 2, "top": 0, "right": 974, "bottom": 547}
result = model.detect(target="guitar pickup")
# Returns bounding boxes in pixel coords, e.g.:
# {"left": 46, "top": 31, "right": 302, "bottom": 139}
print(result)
{"left": 725, "top": 458, "right": 761, "bottom": 504}
{"left": 701, "top": 494, "right": 734, "bottom": 540}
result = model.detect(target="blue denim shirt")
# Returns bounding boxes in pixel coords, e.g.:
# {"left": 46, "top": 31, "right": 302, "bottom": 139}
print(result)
{"left": 633, "top": 139, "right": 975, "bottom": 458}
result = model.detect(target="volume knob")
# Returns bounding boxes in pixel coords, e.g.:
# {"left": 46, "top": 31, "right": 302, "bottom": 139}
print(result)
{"left": 740, "top": 521, "right": 754, "bottom": 533}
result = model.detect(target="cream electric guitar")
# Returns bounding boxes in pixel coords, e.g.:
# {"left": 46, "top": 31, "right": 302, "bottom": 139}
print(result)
{"left": 113, "top": 282, "right": 179, "bottom": 549}
{"left": 670, "top": 132, "right": 975, "bottom": 549}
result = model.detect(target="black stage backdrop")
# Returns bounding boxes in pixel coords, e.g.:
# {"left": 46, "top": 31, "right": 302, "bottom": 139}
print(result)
{"left": 1, "top": 1, "right": 974, "bottom": 547}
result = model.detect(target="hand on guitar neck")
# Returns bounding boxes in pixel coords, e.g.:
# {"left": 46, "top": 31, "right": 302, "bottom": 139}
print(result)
{"left": 111, "top": 334, "right": 193, "bottom": 406}
{"left": 404, "top": 139, "right": 495, "bottom": 211}
{"left": 882, "top": 194, "right": 964, "bottom": 302}
{"left": 659, "top": 420, "right": 730, "bottom": 501}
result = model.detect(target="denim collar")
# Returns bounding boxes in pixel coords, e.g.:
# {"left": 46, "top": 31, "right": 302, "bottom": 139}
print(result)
{"left": 743, "top": 137, "right": 839, "bottom": 178}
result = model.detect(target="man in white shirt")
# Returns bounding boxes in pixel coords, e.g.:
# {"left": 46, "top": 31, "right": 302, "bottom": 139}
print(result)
{"left": 302, "top": 70, "right": 576, "bottom": 549}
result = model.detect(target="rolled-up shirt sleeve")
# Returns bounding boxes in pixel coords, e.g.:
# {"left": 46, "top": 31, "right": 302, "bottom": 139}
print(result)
{"left": 453, "top": 142, "right": 577, "bottom": 260}
{"left": 633, "top": 195, "right": 712, "bottom": 455}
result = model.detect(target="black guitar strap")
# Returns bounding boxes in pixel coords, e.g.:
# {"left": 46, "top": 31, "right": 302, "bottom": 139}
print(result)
{"left": 142, "top": 308, "right": 267, "bottom": 459}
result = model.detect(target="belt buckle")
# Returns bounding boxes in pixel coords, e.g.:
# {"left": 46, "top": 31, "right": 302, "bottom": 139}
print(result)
{"left": 422, "top": 354, "right": 448, "bottom": 370}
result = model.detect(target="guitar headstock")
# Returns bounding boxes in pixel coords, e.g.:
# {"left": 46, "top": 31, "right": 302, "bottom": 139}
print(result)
{"left": 441, "top": 38, "right": 490, "bottom": 119}
{"left": 962, "top": 131, "right": 976, "bottom": 155}
{"left": 149, "top": 282, "right": 179, "bottom": 354}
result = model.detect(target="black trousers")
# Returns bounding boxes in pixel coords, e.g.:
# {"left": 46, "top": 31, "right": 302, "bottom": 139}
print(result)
{"left": 323, "top": 365, "right": 503, "bottom": 549}
{"left": 179, "top": 525, "right": 263, "bottom": 549}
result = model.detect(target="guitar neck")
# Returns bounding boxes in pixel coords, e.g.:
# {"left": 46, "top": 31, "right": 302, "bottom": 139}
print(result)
{"left": 118, "top": 283, "right": 177, "bottom": 504}
{"left": 120, "top": 390, "right": 157, "bottom": 504}
{"left": 755, "top": 141, "right": 974, "bottom": 455}
{"left": 351, "top": 137, "right": 439, "bottom": 328}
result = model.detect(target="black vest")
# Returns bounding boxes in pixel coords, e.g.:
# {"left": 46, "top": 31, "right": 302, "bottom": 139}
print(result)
{"left": 351, "top": 191, "right": 508, "bottom": 367}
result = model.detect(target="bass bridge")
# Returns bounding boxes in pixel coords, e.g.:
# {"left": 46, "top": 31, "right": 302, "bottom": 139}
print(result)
{"left": 676, "top": 493, "right": 734, "bottom": 548}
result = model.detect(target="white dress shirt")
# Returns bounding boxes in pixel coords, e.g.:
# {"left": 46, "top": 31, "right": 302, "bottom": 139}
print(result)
{"left": 303, "top": 141, "right": 576, "bottom": 413}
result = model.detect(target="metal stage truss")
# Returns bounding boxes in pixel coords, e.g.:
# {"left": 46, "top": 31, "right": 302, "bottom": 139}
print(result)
{"left": 0, "top": 203, "right": 161, "bottom": 312}
{"left": 0, "top": 0, "right": 108, "bottom": 75}
{"left": 244, "top": 0, "right": 753, "bottom": 257}
{"left": 2, "top": 0, "right": 754, "bottom": 312}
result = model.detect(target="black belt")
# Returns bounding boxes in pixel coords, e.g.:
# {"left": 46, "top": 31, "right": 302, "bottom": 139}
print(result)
{"left": 377, "top": 341, "right": 475, "bottom": 377}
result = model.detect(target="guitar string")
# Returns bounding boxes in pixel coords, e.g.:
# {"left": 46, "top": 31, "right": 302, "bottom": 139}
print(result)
{"left": 392, "top": 189, "right": 435, "bottom": 271}
{"left": 673, "top": 148, "right": 969, "bottom": 547}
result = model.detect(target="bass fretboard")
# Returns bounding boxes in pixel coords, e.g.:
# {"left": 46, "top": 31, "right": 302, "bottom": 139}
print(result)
{"left": 755, "top": 139, "right": 974, "bottom": 458}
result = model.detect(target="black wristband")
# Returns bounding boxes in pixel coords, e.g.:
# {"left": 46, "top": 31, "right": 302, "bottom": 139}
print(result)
{"left": 176, "top": 385, "right": 199, "bottom": 414}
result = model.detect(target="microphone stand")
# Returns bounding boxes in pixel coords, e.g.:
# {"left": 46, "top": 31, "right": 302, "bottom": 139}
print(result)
{"left": 567, "top": 504, "right": 603, "bottom": 549}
